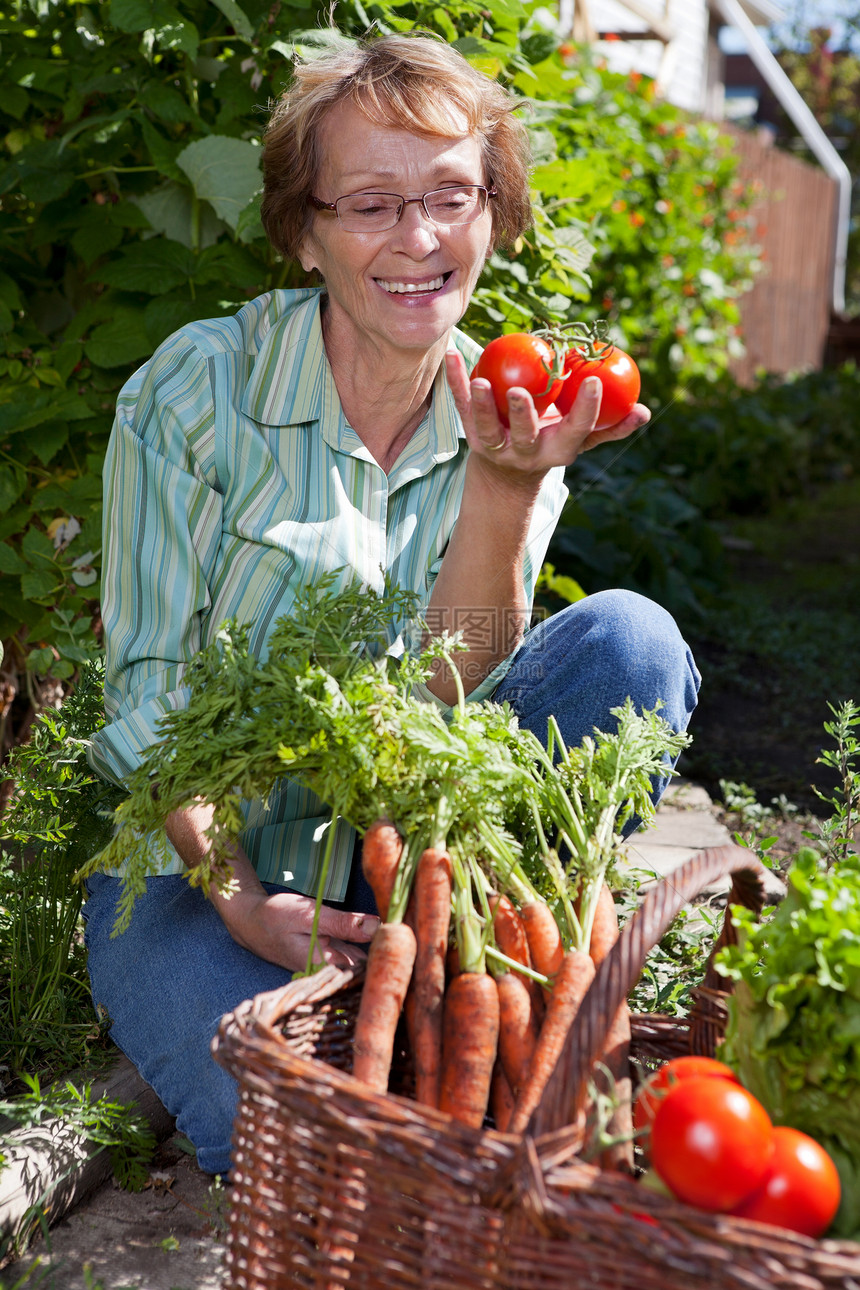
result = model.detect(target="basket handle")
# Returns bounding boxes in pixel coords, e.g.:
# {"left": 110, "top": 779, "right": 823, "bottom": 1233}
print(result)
{"left": 529, "top": 843, "right": 767, "bottom": 1137}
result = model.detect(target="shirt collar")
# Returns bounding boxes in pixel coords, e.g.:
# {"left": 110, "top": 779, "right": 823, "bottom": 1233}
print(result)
{"left": 241, "top": 288, "right": 481, "bottom": 471}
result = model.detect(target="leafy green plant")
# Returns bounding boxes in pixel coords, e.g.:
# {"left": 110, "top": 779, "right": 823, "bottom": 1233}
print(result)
{"left": 812, "top": 699, "right": 860, "bottom": 868}
{"left": 626, "top": 893, "right": 720, "bottom": 1018}
{"left": 717, "top": 699, "right": 860, "bottom": 1237}
{"left": 0, "top": 1072, "right": 156, "bottom": 1192}
{"left": 0, "top": 660, "right": 120, "bottom": 1078}
{"left": 0, "top": 1073, "right": 156, "bottom": 1264}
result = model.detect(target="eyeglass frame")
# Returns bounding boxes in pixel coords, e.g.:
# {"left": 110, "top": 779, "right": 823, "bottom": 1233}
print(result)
{"left": 307, "top": 184, "right": 497, "bottom": 231}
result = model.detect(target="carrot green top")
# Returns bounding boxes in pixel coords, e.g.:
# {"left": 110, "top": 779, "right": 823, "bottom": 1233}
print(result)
{"left": 87, "top": 288, "right": 568, "bottom": 899}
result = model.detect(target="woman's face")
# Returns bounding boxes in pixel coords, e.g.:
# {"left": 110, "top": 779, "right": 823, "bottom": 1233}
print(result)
{"left": 299, "top": 99, "right": 494, "bottom": 361}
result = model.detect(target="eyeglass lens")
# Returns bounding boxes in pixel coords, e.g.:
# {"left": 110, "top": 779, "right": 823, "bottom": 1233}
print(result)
{"left": 335, "top": 186, "right": 487, "bottom": 231}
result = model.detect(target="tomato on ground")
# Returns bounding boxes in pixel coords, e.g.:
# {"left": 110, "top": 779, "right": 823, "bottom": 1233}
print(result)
{"left": 650, "top": 1076, "right": 774, "bottom": 1212}
{"left": 553, "top": 341, "right": 640, "bottom": 429}
{"left": 634, "top": 1055, "right": 740, "bottom": 1133}
{"left": 731, "top": 1126, "right": 841, "bottom": 1238}
{"left": 471, "top": 333, "right": 564, "bottom": 426}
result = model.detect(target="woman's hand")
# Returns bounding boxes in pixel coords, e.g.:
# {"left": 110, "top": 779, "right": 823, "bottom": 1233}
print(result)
{"left": 211, "top": 881, "right": 378, "bottom": 973}
{"left": 445, "top": 348, "right": 650, "bottom": 479}
{"left": 165, "top": 802, "right": 378, "bottom": 974}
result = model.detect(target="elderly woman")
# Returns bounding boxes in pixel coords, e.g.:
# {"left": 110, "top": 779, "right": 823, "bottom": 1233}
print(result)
{"left": 83, "top": 33, "right": 699, "bottom": 1176}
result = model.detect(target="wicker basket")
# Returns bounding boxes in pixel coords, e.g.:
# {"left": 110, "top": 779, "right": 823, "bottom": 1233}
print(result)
{"left": 213, "top": 845, "right": 860, "bottom": 1290}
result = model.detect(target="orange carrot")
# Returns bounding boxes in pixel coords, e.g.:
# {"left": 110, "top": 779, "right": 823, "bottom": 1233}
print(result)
{"left": 438, "top": 971, "right": 500, "bottom": 1128}
{"left": 495, "top": 970, "right": 541, "bottom": 1098}
{"left": 352, "top": 921, "right": 417, "bottom": 1093}
{"left": 360, "top": 818, "right": 403, "bottom": 922}
{"left": 490, "top": 1061, "right": 515, "bottom": 1133}
{"left": 411, "top": 847, "right": 453, "bottom": 1108}
{"left": 586, "top": 881, "right": 620, "bottom": 968}
{"left": 584, "top": 883, "right": 634, "bottom": 1172}
{"left": 520, "top": 900, "right": 565, "bottom": 981}
{"left": 508, "top": 949, "right": 596, "bottom": 1135}
{"left": 489, "top": 895, "right": 546, "bottom": 1021}
{"left": 489, "top": 894, "right": 531, "bottom": 968}
{"left": 445, "top": 943, "right": 461, "bottom": 979}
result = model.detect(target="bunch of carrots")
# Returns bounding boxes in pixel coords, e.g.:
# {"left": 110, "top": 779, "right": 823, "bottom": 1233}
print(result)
{"left": 88, "top": 579, "right": 686, "bottom": 1150}
{"left": 352, "top": 815, "right": 632, "bottom": 1155}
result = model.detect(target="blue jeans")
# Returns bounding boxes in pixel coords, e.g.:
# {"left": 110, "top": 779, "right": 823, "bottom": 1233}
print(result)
{"left": 82, "top": 589, "right": 699, "bottom": 1176}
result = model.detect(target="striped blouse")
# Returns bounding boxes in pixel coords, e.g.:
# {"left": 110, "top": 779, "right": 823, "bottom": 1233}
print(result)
{"left": 88, "top": 288, "right": 568, "bottom": 899}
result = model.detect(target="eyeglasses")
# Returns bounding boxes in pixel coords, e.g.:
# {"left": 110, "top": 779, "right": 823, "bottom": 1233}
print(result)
{"left": 308, "top": 185, "right": 496, "bottom": 233}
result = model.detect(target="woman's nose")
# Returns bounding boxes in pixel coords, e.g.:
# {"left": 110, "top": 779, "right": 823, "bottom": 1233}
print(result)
{"left": 390, "top": 201, "right": 441, "bottom": 255}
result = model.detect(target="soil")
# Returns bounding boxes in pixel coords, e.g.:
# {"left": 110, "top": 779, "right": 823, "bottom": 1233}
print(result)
{"left": 675, "top": 475, "right": 860, "bottom": 820}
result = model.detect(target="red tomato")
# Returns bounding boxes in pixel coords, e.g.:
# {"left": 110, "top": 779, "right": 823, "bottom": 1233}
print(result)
{"left": 471, "top": 333, "right": 564, "bottom": 427}
{"left": 634, "top": 1056, "right": 740, "bottom": 1133}
{"left": 554, "top": 342, "right": 641, "bottom": 429}
{"left": 651, "top": 1077, "right": 774, "bottom": 1212}
{"left": 731, "top": 1126, "right": 841, "bottom": 1238}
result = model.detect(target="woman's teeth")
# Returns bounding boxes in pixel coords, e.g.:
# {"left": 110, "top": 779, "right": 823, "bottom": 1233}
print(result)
{"left": 377, "top": 275, "right": 446, "bottom": 294}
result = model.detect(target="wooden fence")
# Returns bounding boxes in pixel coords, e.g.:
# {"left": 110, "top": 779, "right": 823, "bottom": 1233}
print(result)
{"left": 722, "top": 124, "right": 839, "bottom": 384}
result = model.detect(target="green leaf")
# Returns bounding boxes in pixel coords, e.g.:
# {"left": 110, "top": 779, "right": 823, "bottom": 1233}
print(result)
{"left": 195, "top": 241, "right": 262, "bottom": 288}
{"left": 109, "top": 0, "right": 183, "bottom": 33}
{"left": 27, "top": 646, "right": 56, "bottom": 674}
{"left": 0, "top": 270, "right": 22, "bottom": 311}
{"left": 143, "top": 293, "right": 230, "bottom": 348}
{"left": 85, "top": 312, "right": 152, "bottom": 368}
{"left": 94, "top": 240, "right": 196, "bottom": 295}
{"left": 141, "top": 119, "right": 185, "bottom": 183}
{"left": 108, "top": 201, "right": 153, "bottom": 230}
{"left": 32, "top": 421, "right": 70, "bottom": 466}
{"left": 15, "top": 143, "right": 77, "bottom": 204}
{"left": 72, "top": 220, "right": 124, "bottom": 266}
{"left": 0, "top": 543, "right": 27, "bottom": 575}
{"left": 176, "top": 136, "right": 262, "bottom": 232}
{"left": 207, "top": 0, "right": 254, "bottom": 40}
{"left": 22, "top": 527, "right": 57, "bottom": 566}
{"left": 152, "top": 19, "right": 200, "bottom": 60}
{"left": 235, "top": 193, "right": 264, "bottom": 244}
{"left": 138, "top": 81, "right": 198, "bottom": 124}
{"left": 0, "top": 85, "right": 29, "bottom": 120}
{"left": 0, "top": 393, "right": 92, "bottom": 437}
{"left": 21, "top": 567, "right": 62, "bottom": 601}
{"left": 132, "top": 182, "right": 228, "bottom": 249}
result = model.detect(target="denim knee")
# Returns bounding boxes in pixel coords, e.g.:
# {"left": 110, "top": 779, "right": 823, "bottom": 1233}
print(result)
{"left": 495, "top": 589, "right": 700, "bottom": 749}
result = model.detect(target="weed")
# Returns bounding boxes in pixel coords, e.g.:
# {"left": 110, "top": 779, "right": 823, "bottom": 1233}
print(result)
{"left": 812, "top": 700, "right": 860, "bottom": 867}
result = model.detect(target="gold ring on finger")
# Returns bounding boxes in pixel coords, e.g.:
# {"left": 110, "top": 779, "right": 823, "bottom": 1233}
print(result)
{"left": 486, "top": 438, "right": 507, "bottom": 451}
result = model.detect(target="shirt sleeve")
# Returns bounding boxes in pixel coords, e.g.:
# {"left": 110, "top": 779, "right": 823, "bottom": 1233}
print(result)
{"left": 411, "top": 464, "right": 569, "bottom": 715}
{"left": 87, "top": 338, "right": 224, "bottom": 787}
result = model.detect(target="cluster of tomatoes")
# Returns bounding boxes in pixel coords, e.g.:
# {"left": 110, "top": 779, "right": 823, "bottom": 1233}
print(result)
{"left": 635, "top": 1056, "right": 841, "bottom": 1239}
{"left": 470, "top": 328, "right": 641, "bottom": 431}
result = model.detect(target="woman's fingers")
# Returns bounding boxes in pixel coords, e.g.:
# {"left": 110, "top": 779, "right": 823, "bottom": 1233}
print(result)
{"left": 579, "top": 400, "right": 651, "bottom": 453}
{"left": 315, "top": 905, "right": 379, "bottom": 943}
{"left": 268, "top": 892, "right": 379, "bottom": 942}
{"left": 308, "top": 934, "right": 370, "bottom": 968}
{"left": 445, "top": 349, "right": 509, "bottom": 452}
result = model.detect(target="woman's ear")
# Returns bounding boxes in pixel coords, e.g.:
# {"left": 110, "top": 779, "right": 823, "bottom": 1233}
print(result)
{"left": 297, "top": 233, "right": 319, "bottom": 275}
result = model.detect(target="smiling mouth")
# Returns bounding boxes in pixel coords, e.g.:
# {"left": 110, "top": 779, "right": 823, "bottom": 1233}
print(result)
{"left": 375, "top": 272, "right": 453, "bottom": 295}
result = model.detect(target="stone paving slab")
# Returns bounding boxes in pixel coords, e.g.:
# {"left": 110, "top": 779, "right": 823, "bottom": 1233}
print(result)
{"left": 623, "top": 780, "right": 787, "bottom": 904}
